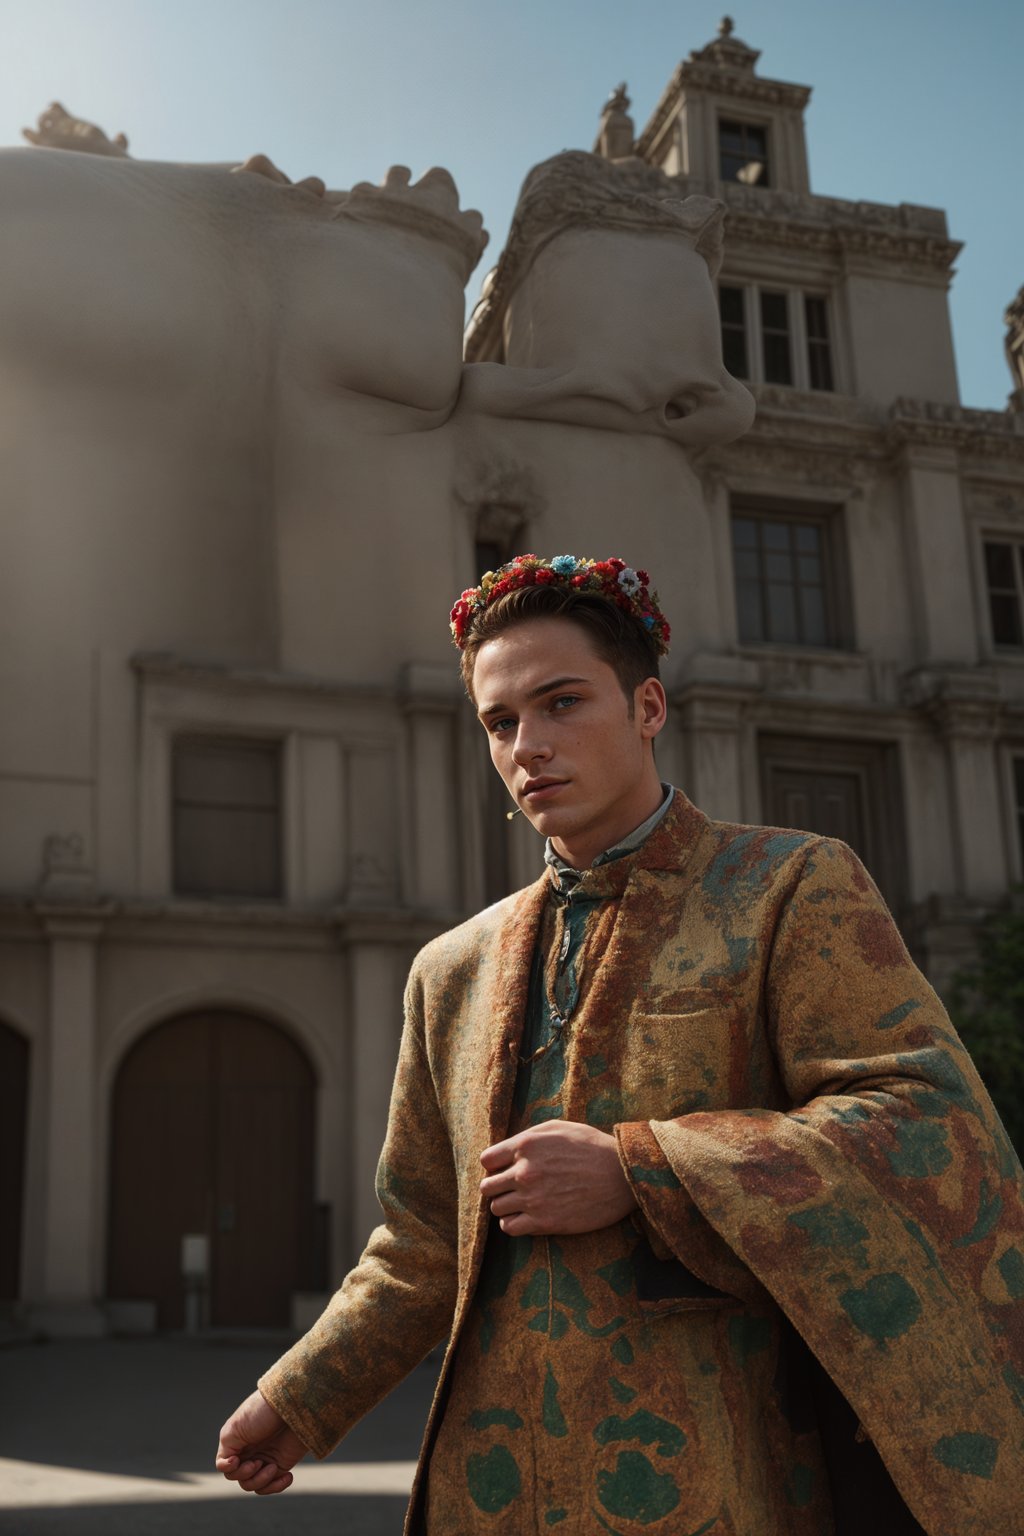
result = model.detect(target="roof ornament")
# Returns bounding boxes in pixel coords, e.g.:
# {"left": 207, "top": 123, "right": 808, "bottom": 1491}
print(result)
{"left": 595, "top": 82, "right": 635, "bottom": 162}
{"left": 689, "top": 17, "right": 760, "bottom": 73}
{"left": 23, "top": 102, "right": 129, "bottom": 157}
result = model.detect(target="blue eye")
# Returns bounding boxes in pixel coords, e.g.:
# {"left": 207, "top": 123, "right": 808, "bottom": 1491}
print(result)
{"left": 552, "top": 694, "right": 580, "bottom": 710}
{"left": 490, "top": 717, "right": 515, "bottom": 734}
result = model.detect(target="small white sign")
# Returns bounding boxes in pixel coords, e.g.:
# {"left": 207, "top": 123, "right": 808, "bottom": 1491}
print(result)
{"left": 181, "top": 1233, "right": 209, "bottom": 1278}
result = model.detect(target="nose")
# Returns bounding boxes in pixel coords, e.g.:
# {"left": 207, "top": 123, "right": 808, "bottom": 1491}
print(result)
{"left": 511, "top": 718, "right": 551, "bottom": 768}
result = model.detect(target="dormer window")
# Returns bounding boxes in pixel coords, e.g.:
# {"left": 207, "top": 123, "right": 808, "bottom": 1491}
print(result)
{"left": 719, "top": 119, "right": 770, "bottom": 186}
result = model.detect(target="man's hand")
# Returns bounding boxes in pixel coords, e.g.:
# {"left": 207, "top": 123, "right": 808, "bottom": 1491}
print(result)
{"left": 215, "top": 1389, "right": 310, "bottom": 1495}
{"left": 480, "top": 1120, "right": 638, "bottom": 1236}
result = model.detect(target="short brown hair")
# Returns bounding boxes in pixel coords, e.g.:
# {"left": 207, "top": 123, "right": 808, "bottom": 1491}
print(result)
{"left": 460, "top": 584, "right": 661, "bottom": 705}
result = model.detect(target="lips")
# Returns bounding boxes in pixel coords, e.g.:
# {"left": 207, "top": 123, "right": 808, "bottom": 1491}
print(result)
{"left": 521, "top": 777, "right": 568, "bottom": 803}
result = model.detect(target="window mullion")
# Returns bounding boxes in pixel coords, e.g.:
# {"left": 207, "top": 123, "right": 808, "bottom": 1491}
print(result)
{"left": 747, "top": 286, "right": 765, "bottom": 384}
{"left": 789, "top": 290, "right": 809, "bottom": 391}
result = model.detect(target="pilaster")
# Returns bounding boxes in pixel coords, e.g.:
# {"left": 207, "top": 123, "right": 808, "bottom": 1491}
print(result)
{"left": 905, "top": 669, "right": 1007, "bottom": 900}
{"left": 29, "top": 912, "right": 107, "bottom": 1336}
{"left": 400, "top": 662, "right": 462, "bottom": 911}
{"left": 898, "top": 446, "right": 976, "bottom": 665}
{"left": 674, "top": 662, "right": 760, "bottom": 822}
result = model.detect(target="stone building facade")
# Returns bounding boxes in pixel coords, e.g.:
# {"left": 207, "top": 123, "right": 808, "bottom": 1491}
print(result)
{"left": 468, "top": 18, "right": 1024, "bottom": 981}
{"left": 2, "top": 23, "right": 1022, "bottom": 1336}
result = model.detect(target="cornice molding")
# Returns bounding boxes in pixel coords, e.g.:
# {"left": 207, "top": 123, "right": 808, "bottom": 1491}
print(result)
{"left": 131, "top": 650, "right": 393, "bottom": 705}
{"left": 0, "top": 893, "right": 466, "bottom": 951}
{"left": 682, "top": 62, "right": 812, "bottom": 112}
{"left": 886, "top": 399, "right": 1024, "bottom": 459}
{"left": 720, "top": 207, "right": 959, "bottom": 277}
{"left": 703, "top": 389, "right": 1024, "bottom": 475}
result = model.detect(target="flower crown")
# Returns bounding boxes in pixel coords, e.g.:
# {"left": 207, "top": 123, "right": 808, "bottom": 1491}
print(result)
{"left": 449, "top": 554, "right": 671, "bottom": 655}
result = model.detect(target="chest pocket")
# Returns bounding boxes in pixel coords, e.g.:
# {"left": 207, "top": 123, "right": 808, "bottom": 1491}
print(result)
{"left": 615, "top": 996, "right": 747, "bottom": 1122}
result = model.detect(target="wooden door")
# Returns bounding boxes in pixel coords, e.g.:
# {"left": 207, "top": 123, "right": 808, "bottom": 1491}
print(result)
{"left": 759, "top": 735, "right": 906, "bottom": 920}
{"left": 108, "top": 1011, "right": 315, "bottom": 1328}
{"left": 0, "top": 1021, "right": 29, "bottom": 1301}
{"left": 769, "top": 765, "right": 866, "bottom": 853}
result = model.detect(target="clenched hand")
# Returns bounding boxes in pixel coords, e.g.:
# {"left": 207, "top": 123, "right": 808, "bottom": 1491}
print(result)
{"left": 216, "top": 1389, "right": 310, "bottom": 1495}
{"left": 480, "top": 1120, "right": 637, "bottom": 1236}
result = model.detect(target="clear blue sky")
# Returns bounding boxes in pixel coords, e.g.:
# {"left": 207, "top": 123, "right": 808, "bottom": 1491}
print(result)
{"left": 1, "top": 0, "right": 1020, "bottom": 408}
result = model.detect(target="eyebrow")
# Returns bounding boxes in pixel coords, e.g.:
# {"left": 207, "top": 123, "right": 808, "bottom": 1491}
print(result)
{"left": 478, "top": 675, "right": 590, "bottom": 719}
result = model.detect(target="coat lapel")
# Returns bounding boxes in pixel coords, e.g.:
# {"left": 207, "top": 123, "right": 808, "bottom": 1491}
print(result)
{"left": 480, "top": 872, "right": 550, "bottom": 1145}
{"left": 565, "top": 791, "right": 711, "bottom": 1049}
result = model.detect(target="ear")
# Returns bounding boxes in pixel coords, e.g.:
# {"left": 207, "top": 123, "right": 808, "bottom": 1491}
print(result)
{"left": 636, "top": 677, "right": 668, "bottom": 740}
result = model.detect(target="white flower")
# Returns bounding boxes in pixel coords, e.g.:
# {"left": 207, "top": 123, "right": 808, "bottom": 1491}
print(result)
{"left": 617, "top": 567, "right": 641, "bottom": 596}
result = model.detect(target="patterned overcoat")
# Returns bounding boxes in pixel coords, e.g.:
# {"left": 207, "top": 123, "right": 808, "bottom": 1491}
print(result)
{"left": 260, "top": 792, "right": 1024, "bottom": 1535}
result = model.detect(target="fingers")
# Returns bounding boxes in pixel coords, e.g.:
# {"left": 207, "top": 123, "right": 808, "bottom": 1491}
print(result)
{"left": 480, "top": 1134, "right": 520, "bottom": 1172}
{"left": 497, "top": 1210, "right": 542, "bottom": 1236}
{"left": 229, "top": 1457, "right": 294, "bottom": 1494}
{"left": 479, "top": 1168, "right": 519, "bottom": 1199}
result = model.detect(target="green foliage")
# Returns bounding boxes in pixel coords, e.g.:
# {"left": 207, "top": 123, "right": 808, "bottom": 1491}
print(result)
{"left": 948, "top": 896, "right": 1024, "bottom": 1154}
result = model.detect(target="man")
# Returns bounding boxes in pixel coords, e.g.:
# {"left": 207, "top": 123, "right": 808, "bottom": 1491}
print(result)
{"left": 218, "top": 554, "right": 1024, "bottom": 1534}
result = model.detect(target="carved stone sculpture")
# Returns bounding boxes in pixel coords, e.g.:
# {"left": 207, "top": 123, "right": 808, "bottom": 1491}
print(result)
{"left": 0, "top": 107, "right": 751, "bottom": 691}
{"left": 462, "top": 151, "right": 754, "bottom": 451}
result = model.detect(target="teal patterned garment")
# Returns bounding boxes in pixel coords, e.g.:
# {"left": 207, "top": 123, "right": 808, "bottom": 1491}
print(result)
{"left": 422, "top": 852, "right": 829, "bottom": 1535}
{"left": 260, "top": 791, "right": 1024, "bottom": 1536}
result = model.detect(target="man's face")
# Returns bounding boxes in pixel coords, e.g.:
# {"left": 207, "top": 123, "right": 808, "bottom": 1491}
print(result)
{"left": 472, "top": 616, "right": 666, "bottom": 868}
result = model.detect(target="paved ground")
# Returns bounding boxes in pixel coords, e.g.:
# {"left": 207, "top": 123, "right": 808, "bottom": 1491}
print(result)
{"left": 0, "top": 1335, "right": 441, "bottom": 1534}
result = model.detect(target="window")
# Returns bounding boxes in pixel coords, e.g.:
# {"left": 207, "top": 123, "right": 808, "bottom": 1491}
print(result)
{"left": 984, "top": 540, "right": 1024, "bottom": 647}
{"left": 760, "top": 291, "right": 792, "bottom": 386}
{"left": 717, "top": 285, "right": 834, "bottom": 390}
{"left": 805, "top": 296, "right": 834, "bottom": 392}
{"left": 719, "top": 285, "right": 748, "bottom": 378}
{"left": 719, "top": 119, "right": 770, "bottom": 186}
{"left": 732, "top": 508, "right": 844, "bottom": 648}
{"left": 172, "top": 737, "right": 282, "bottom": 899}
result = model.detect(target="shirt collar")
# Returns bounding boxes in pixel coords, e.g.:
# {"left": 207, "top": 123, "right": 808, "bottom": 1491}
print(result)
{"left": 544, "top": 784, "right": 675, "bottom": 891}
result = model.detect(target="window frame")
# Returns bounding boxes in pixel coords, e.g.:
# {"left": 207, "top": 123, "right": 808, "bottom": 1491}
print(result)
{"left": 981, "top": 536, "right": 1024, "bottom": 651}
{"left": 1001, "top": 748, "right": 1024, "bottom": 884}
{"left": 717, "top": 116, "right": 772, "bottom": 188}
{"left": 171, "top": 733, "right": 285, "bottom": 902}
{"left": 717, "top": 283, "right": 837, "bottom": 393}
{"left": 730, "top": 499, "right": 853, "bottom": 653}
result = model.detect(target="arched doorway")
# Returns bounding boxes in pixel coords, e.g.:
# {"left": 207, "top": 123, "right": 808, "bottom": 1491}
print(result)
{"left": 0, "top": 1020, "right": 30, "bottom": 1302}
{"left": 107, "top": 1011, "right": 316, "bottom": 1329}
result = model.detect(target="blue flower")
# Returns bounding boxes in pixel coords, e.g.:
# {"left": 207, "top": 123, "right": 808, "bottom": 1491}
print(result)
{"left": 642, "top": 614, "right": 654, "bottom": 629}
{"left": 551, "top": 555, "right": 579, "bottom": 575}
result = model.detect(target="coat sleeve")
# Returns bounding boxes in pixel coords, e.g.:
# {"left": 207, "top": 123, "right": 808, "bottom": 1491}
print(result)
{"left": 257, "top": 965, "right": 459, "bottom": 1458}
{"left": 616, "top": 837, "right": 1024, "bottom": 1535}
